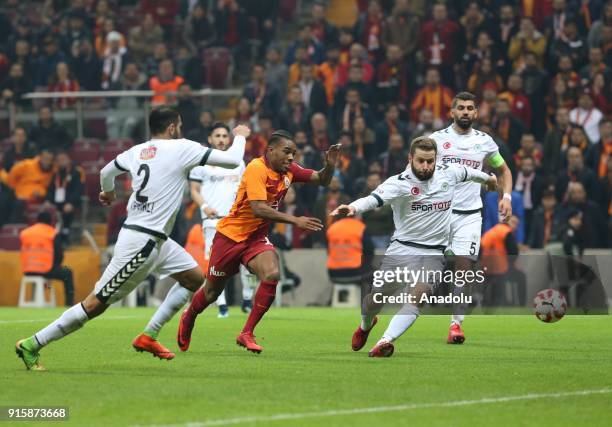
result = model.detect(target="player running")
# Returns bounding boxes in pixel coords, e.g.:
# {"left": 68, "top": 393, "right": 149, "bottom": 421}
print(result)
{"left": 131, "top": 122, "right": 256, "bottom": 359}
{"left": 15, "top": 107, "right": 247, "bottom": 370}
{"left": 178, "top": 130, "right": 341, "bottom": 353}
{"left": 430, "top": 92, "right": 513, "bottom": 344}
{"left": 332, "top": 137, "right": 498, "bottom": 357}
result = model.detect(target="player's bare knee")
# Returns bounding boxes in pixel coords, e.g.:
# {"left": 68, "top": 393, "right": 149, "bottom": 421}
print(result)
{"left": 82, "top": 294, "right": 108, "bottom": 318}
{"left": 203, "top": 279, "right": 226, "bottom": 301}
{"left": 263, "top": 269, "right": 280, "bottom": 282}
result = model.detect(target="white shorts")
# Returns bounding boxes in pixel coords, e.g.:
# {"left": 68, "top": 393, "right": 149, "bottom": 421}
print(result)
{"left": 94, "top": 228, "right": 197, "bottom": 304}
{"left": 380, "top": 240, "right": 445, "bottom": 288}
{"left": 447, "top": 212, "right": 482, "bottom": 258}
{"left": 203, "top": 223, "right": 218, "bottom": 260}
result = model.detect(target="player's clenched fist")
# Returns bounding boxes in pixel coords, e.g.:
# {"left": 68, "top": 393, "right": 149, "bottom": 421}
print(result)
{"left": 294, "top": 216, "right": 323, "bottom": 231}
{"left": 99, "top": 190, "right": 116, "bottom": 206}
{"left": 485, "top": 174, "right": 498, "bottom": 192}
{"left": 330, "top": 204, "right": 356, "bottom": 218}
{"left": 232, "top": 124, "right": 251, "bottom": 138}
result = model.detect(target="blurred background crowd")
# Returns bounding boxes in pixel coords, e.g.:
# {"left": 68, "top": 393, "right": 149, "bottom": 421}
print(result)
{"left": 0, "top": 0, "right": 610, "bottom": 256}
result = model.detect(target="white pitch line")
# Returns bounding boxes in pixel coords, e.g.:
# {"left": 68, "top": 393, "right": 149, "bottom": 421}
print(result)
{"left": 141, "top": 388, "right": 612, "bottom": 427}
{"left": 0, "top": 315, "right": 145, "bottom": 324}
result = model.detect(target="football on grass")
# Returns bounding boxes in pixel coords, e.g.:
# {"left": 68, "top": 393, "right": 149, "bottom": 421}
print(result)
{"left": 533, "top": 289, "right": 567, "bottom": 323}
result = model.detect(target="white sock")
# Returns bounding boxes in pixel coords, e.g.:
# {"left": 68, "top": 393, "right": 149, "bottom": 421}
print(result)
{"left": 451, "top": 285, "right": 466, "bottom": 325}
{"left": 360, "top": 314, "right": 375, "bottom": 331}
{"left": 34, "top": 303, "right": 89, "bottom": 348}
{"left": 240, "top": 265, "right": 256, "bottom": 301}
{"left": 216, "top": 290, "right": 227, "bottom": 306}
{"left": 146, "top": 283, "right": 192, "bottom": 336}
{"left": 381, "top": 305, "right": 419, "bottom": 342}
{"left": 451, "top": 314, "right": 465, "bottom": 325}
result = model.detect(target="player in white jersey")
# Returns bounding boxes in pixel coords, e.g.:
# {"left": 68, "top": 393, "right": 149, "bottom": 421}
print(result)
{"left": 430, "top": 92, "right": 513, "bottom": 344}
{"left": 331, "top": 137, "right": 498, "bottom": 357}
{"left": 189, "top": 123, "right": 256, "bottom": 318}
{"left": 15, "top": 107, "right": 248, "bottom": 370}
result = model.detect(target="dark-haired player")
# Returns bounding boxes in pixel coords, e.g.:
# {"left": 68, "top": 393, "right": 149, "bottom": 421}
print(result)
{"left": 15, "top": 107, "right": 247, "bottom": 370}
{"left": 430, "top": 91, "right": 513, "bottom": 344}
{"left": 178, "top": 130, "right": 341, "bottom": 353}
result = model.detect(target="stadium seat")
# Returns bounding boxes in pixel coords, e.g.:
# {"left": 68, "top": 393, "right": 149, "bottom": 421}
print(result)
{"left": 202, "top": 48, "right": 233, "bottom": 89}
{"left": 0, "top": 223, "right": 27, "bottom": 250}
{"left": 18, "top": 275, "right": 56, "bottom": 308}
{"left": 71, "top": 139, "right": 101, "bottom": 163}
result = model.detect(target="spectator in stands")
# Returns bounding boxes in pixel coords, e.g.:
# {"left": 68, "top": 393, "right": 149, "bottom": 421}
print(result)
{"left": 590, "top": 72, "right": 610, "bottom": 115}
{"left": 553, "top": 55, "right": 580, "bottom": 99}
{"left": 353, "top": 0, "right": 386, "bottom": 63}
{"left": 69, "top": 38, "right": 102, "bottom": 91}
{"left": 467, "top": 58, "right": 503, "bottom": 100}
{"left": 186, "top": 109, "right": 214, "bottom": 143}
{"left": 335, "top": 87, "right": 374, "bottom": 133}
{"left": 45, "top": 150, "right": 83, "bottom": 245}
{"left": 563, "top": 182, "right": 608, "bottom": 247}
{"left": 278, "top": 85, "right": 308, "bottom": 135}
{"left": 556, "top": 147, "right": 599, "bottom": 202}
{"left": 313, "top": 175, "right": 351, "bottom": 242}
{"left": 149, "top": 59, "right": 184, "bottom": 106}
{"left": 95, "top": 19, "right": 126, "bottom": 58}
{"left": 287, "top": 45, "right": 314, "bottom": 88}
{"left": 352, "top": 116, "right": 376, "bottom": 162}
{"left": 514, "top": 156, "right": 546, "bottom": 234}
{"left": 491, "top": 4, "right": 518, "bottom": 77}
{"left": 483, "top": 190, "right": 526, "bottom": 243}
{"left": 374, "top": 103, "right": 409, "bottom": 153}
{"left": 491, "top": 97, "right": 525, "bottom": 153}
{"left": 242, "top": 63, "right": 282, "bottom": 117}
{"left": 570, "top": 91, "right": 604, "bottom": 144}
{"left": 543, "top": 0, "right": 575, "bottom": 43}
{"left": 265, "top": 45, "right": 288, "bottom": 94}
{"left": 214, "top": 0, "right": 249, "bottom": 66}
{"left": 477, "top": 83, "right": 499, "bottom": 125}
{"left": 101, "top": 31, "right": 130, "bottom": 90}
{"left": 459, "top": 2, "right": 493, "bottom": 63}
{"left": 244, "top": 114, "right": 272, "bottom": 163}
{"left": 336, "top": 132, "right": 367, "bottom": 196}
{"left": 358, "top": 172, "right": 393, "bottom": 249}
{"left": 29, "top": 107, "right": 73, "bottom": 152}
{"left": 285, "top": 22, "right": 325, "bottom": 65}
{"left": 308, "top": 112, "right": 333, "bottom": 151}
{"left": 378, "top": 132, "right": 408, "bottom": 178}
{"left": 1, "top": 63, "right": 32, "bottom": 108}
{"left": 176, "top": 84, "right": 199, "bottom": 136}
{"left": 141, "top": 0, "right": 179, "bottom": 41}
{"left": 144, "top": 42, "right": 169, "bottom": 78}
{"left": 383, "top": 0, "right": 420, "bottom": 62}
{"left": 549, "top": 20, "right": 589, "bottom": 71}
{"left": 317, "top": 45, "right": 341, "bottom": 106}
{"left": 528, "top": 189, "right": 563, "bottom": 248}
{"left": 241, "top": 0, "right": 278, "bottom": 57}
{"left": 106, "top": 62, "right": 147, "bottom": 139}
{"left": 499, "top": 74, "right": 532, "bottom": 130}
{"left": 566, "top": 124, "right": 591, "bottom": 156}
{"left": 310, "top": 1, "right": 338, "bottom": 46}
{"left": 7, "top": 18, "right": 36, "bottom": 56}
{"left": 514, "top": 134, "right": 543, "bottom": 169}
{"left": 410, "top": 67, "right": 453, "bottom": 127}
{"left": 10, "top": 39, "right": 34, "bottom": 85}
{"left": 547, "top": 78, "right": 576, "bottom": 126}
{"left": 336, "top": 44, "right": 375, "bottom": 86}
{"left": 1, "top": 127, "right": 36, "bottom": 173}
{"left": 579, "top": 47, "right": 611, "bottom": 84}
{"left": 37, "top": 35, "right": 67, "bottom": 86}
{"left": 182, "top": 3, "right": 214, "bottom": 55}
{"left": 411, "top": 109, "right": 437, "bottom": 139}
{"left": 228, "top": 97, "right": 259, "bottom": 132}
{"left": 48, "top": 61, "right": 80, "bottom": 109}
{"left": 420, "top": 3, "right": 461, "bottom": 88}
{"left": 597, "top": 157, "right": 612, "bottom": 218}
{"left": 297, "top": 62, "right": 327, "bottom": 115}
{"left": 338, "top": 27, "right": 355, "bottom": 65}
{"left": 335, "top": 58, "right": 375, "bottom": 108}
{"left": 586, "top": 118, "right": 612, "bottom": 178}
{"left": 7, "top": 148, "right": 55, "bottom": 203}
{"left": 508, "top": 17, "right": 547, "bottom": 70}
{"left": 128, "top": 13, "right": 164, "bottom": 62}
{"left": 94, "top": 0, "right": 116, "bottom": 35}
{"left": 294, "top": 130, "right": 323, "bottom": 174}
{"left": 375, "top": 44, "right": 410, "bottom": 110}
{"left": 60, "top": 10, "right": 91, "bottom": 55}
{"left": 588, "top": 2, "right": 612, "bottom": 48}
{"left": 20, "top": 211, "right": 74, "bottom": 306}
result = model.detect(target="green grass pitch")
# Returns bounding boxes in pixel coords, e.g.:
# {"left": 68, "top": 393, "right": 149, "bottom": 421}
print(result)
{"left": 1, "top": 307, "right": 611, "bottom": 426}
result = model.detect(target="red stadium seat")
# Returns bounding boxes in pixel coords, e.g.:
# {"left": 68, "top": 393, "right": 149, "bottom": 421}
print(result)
{"left": 0, "top": 223, "right": 27, "bottom": 250}
{"left": 202, "top": 48, "right": 233, "bottom": 89}
{"left": 70, "top": 145, "right": 101, "bottom": 163}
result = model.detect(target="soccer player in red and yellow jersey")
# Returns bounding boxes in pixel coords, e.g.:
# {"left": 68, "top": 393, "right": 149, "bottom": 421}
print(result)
{"left": 179, "top": 130, "right": 341, "bottom": 353}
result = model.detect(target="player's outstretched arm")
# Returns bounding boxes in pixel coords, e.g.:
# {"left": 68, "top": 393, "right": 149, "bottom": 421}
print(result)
{"left": 461, "top": 166, "right": 498, "bottom": 191}
{"left": 309, "top": 144, "right": 341, "bottom": 186}
{"left": 99, "top": 159, "right": 127, "bottom": 205}
{"left": 205, "top": 125, "right": 250, "bottom": 169}
{"left": 250, "top": 200, "right": 323, "bottom": 231}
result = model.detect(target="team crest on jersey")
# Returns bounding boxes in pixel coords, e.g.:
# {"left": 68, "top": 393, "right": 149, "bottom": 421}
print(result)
{"left": 140, "top": 146, "right": 157, "bottom": 160}
{"left": 443, "top": 142, "right": 451, "bottom": 149}
{"left": 284, "top": 176, "right": 291, "bottom": 188}
{"left": 474, "top": 144, "right": 482, "bottom": 153}
{"left": 441, "top": 182, "right": 449, "bottom": 192}
{"left": 411, "top": 187, "right": 420, "bottom": 195}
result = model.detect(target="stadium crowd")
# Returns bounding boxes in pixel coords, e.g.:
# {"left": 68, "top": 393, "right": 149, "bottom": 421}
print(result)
{"left": 0, "top": 0, "right": 611, "bottom": 253}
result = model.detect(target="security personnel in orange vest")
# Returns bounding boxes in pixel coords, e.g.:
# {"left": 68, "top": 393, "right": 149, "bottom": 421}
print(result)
{"left": 149, "top": 59, "right": 185, "bottom": 106}
{"left": 326, "top": 216, "right": 374, "bottom": 282}
{"left": 480, "top": 215, "right": 526, "bottom": 306}
{"left": 20, "top": 212, "right": 74, "bottom": 306}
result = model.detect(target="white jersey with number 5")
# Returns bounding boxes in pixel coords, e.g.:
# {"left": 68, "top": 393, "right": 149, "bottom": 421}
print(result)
{"left": 430, "top": 126, "right": 500, "bottom": 211}
{"left": 114, "top": 138, "right": 213, "bottom": 236}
